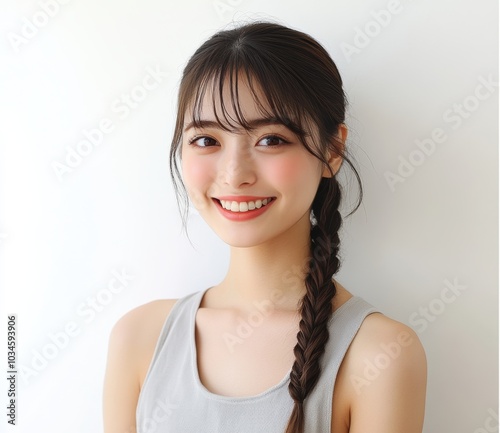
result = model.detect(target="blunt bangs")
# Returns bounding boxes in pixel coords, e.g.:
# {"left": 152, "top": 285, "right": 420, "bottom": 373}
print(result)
{"left": 183, "top": 54, "right": 313, "bottom": 144}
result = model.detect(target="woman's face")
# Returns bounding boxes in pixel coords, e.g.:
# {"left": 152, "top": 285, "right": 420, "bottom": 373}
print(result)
{"left": 180, "top": 76, "right": 330, "bottom": 248}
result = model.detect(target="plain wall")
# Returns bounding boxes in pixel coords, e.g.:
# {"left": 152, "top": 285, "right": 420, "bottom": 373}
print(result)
{"left": 0, "top": 1, "right": 497, "bottom": 432}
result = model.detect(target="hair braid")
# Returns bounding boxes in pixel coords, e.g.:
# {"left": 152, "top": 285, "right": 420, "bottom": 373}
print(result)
{"left": 285, "top": 176, "right": 343, "bottom": 433}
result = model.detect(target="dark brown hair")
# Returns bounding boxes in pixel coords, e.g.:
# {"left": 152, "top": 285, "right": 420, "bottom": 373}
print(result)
{"left": 169, "top": 21, "right": 362, "bottom": 433}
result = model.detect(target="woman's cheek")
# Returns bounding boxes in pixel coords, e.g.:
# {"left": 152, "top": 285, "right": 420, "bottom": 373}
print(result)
{"left": 182, "top": 157, "right": 205, "bottom": 184}
{"left": 268, "top": 154, "right": 320, "bottom": 189}
{"left": 181, "top": 156, "right": 212, "bottom": 211}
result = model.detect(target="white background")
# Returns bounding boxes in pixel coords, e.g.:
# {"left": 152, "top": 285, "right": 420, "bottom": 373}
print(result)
{"left": 0, "top": 1, "right": 497, "bottom": 432}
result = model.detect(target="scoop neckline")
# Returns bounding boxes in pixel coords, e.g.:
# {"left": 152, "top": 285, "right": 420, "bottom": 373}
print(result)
{"left": 190, "top": 286, "right": 357, "bottom": 402}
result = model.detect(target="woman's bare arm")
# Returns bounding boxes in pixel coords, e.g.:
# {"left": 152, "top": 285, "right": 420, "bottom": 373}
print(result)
{"left": 103, "top": 300, "right": 177, "bottom": 433}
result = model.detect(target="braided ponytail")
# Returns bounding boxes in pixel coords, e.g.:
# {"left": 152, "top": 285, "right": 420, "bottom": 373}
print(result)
{"left": 285, "top": 172, "right": 343, "bottom": 433}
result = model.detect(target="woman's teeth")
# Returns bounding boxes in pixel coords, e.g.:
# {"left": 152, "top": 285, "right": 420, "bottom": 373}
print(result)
{"left": 219, "top": 198, "right": 272, "bottom": 212}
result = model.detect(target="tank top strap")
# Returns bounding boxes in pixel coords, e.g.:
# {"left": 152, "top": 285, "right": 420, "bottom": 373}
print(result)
{"left": 148, "top": 288, "right": 204, "bottom": 370}
{"left": 304, "top": 296, "right": 380, "bottom": 430}
{"left": 136, "top": 289, "right": 205, "bottom": 424}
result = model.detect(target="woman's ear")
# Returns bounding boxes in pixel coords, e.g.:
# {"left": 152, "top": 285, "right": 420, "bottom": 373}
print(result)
{"left": 322, "top": 124, "right": 347, "bottom": 178}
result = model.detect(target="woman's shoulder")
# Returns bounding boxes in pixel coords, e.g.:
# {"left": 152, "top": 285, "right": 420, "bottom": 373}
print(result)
{"left": 335, "top": 298, "right": 427, "bottom": 431}
{"left": 107, "top": 298, "right": 179, "bottom": 386}
{"left": 354, "top": 312, "right": 424, "bottom": 360}
{"left": 110, "top": 298, "right": 179, "bottom": 341}
{"left": 342, "top": 286, "right": 426, "bottom": 377}
{"left": 333, "top": 281, "right": 422, "bottom": 352}
{"left": 111, "top": 288, "right": 206, "bottom": 344}
{"left": 103, "top": 298, "right": 181, "bottom": 431}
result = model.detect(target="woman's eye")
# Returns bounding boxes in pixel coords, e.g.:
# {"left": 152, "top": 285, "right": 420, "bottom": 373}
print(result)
{"left": 189, "top": 136, "right": 218, "bottom": 147}
{"left": 258, "top": 135, "right": 288, "bottom": 147}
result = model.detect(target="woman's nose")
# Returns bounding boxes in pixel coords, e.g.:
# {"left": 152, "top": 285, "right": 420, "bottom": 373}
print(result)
{"left": 218, "top": 146, "right": 257, "bottom": 188}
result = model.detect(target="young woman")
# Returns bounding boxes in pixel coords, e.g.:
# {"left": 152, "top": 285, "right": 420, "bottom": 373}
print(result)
{"left": 103, "top": 21, "right": 427, "bottom": 433}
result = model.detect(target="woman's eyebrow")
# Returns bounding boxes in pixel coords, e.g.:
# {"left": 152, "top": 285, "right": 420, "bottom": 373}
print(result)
{"left": 183, "top": 117, "right": 285, "bottom": 132}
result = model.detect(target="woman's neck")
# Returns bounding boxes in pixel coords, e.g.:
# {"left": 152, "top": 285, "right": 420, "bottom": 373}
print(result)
{"left": 207, "top": 214, "right": 313, "bottom": 313}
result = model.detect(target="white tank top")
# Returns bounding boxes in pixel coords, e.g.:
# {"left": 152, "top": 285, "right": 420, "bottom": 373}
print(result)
{"left": 136, "top": 287, "right": 379, "bottom": 432}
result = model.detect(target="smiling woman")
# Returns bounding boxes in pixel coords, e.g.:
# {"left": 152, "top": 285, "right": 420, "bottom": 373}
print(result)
{"left": 180, "top": 77, "right": 329, "bottom": 241}
{"left": 103, "top": 21, "right": 427, "bottom": 433}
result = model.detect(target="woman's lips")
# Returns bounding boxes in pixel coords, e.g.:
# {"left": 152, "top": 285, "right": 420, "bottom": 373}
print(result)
{"left": 218, "top": 197, "right": 274, "bottom": 211}
{"left": 212, "top": 197, "right": 276, "bottom": 221}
